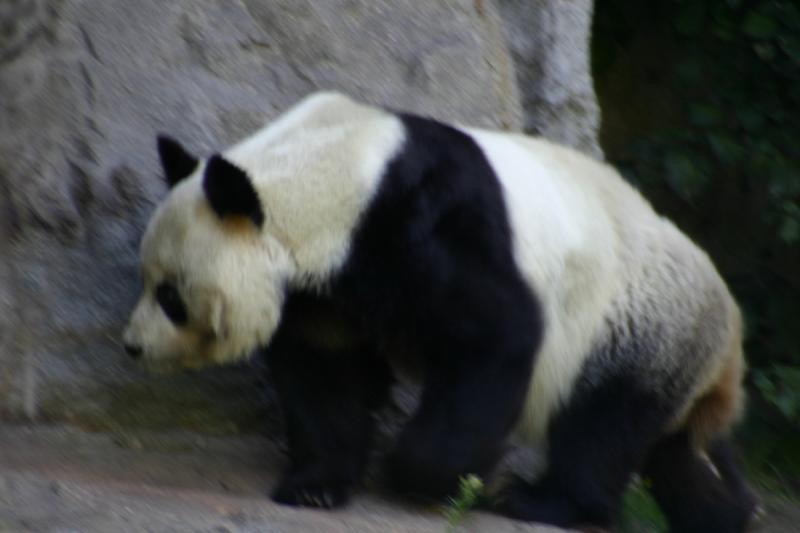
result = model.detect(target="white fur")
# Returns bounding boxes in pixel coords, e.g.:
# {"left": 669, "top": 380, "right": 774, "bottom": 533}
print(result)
{"left": 224, "top": 92, "right": 406, "bottom": 286}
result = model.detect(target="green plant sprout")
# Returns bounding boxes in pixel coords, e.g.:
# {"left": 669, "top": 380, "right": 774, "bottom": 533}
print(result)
{"left": 444, "top": 474, "right": 484, "bottom": 532}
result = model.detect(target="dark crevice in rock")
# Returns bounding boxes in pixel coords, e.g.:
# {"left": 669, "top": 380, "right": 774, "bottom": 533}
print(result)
{"left": 77, "top": 24, "right": 100, "bottom": 63}
{"left": 67, "top": 159, "right": 93, "bottom": 217}
{"left": 178, "top": 13, "right": 211, "bottom": 70}
{"left": 110, "top": 165, "right": 152, "bottom": 212}
{"left": 0, "top": 169, "right": 22, "bottom": 241}
{"left": 239, "top": 38, "right": 273, "bottom": 53}
{"left": 0, "top": 25, "right": 45, "bottom": 64}
{"left": 86, "top": 116, "right": 101, "bottom": 136}
{"left": 78, "top": 62, "right": 95, "bottom": 106}
{"left": 27, "top": 208, "right": 78, "bottom": 242}
{"left": 286, "top": 60, "right": 315, "bottom": 88}
{"left": 73, "top": 134, "right": 97, "bottom": 165}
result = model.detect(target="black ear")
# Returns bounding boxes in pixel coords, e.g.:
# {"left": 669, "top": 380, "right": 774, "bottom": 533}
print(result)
{"left": 157, "top": 134, "right": 199, "bottom": 188}
{"left": 203, "top": 155, "right": 264, "bottom": 228}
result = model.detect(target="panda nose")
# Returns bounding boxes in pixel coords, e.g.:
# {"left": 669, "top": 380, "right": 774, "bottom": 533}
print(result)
{"left": 124, "top": 343, "right": 143, "bottom": 359}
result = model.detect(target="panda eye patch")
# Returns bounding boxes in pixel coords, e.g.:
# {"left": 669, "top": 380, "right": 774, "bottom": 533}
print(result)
{"left": 155, "top": 281, "right": 188, "bottom": 325}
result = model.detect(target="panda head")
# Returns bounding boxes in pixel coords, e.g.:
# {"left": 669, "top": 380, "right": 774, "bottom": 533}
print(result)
{"left": 122, "top": 135, "right": 294, "bottom": 370}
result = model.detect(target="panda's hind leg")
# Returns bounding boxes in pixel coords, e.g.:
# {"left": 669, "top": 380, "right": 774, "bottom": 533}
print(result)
{"left": 642, "top": 363, "right": 757, "bottom": 532}
{"left": 707, "top": 437, "right": 760, "bottom": 518}
{"left": 641, "top": 324, "right": 757, "bottom": 533}
{"left": 642, "top": 431, "right": 756, "bottom": 533}
{"left": 495, "top": 377, "right": 672, "bottom": 530}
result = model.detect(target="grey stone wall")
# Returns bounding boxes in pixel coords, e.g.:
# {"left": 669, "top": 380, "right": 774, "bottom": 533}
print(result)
{"left": 0, "top": 0, "right": 598, "bottom": 431}
{"left": 498, "top": 0, "right": 602, "bottom": 158}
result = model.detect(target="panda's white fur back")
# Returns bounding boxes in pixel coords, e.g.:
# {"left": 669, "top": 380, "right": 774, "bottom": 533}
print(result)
{"left": 223, "top": 93, "right": 406, "bottom": 287}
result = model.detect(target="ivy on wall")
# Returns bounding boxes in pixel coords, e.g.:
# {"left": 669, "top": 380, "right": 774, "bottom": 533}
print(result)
{"left": 593, "top": 0, "right": 800, "bottom": 425}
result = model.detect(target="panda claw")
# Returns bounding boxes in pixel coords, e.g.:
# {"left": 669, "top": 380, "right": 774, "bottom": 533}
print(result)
{"left": 272, "top": 479, "right": 350, "bottom": 510}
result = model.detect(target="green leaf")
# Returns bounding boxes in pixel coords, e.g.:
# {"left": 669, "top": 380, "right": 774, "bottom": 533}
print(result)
{"left": 712, "top": 16, "right": 736, "bottom": 41}
{"left": 779, "top": 36, "right": 800, "bottom": 64}
{"left": 775, "top": 366, "right": 800, "bottom": 388}
{"left": 713, "top": 26, "right": 735, "bottom": 41}
{"left": 776, "top": 393, "right": 798, "bottom": 421}
{"left": 444, "top": 475, "right": 484, "bottom": 533}
{"left": 674, "top": 3, "right": 706, "bottom": 36}
{"left": 780, "top": 215, "right": 800, "bottom": 244}
{"left": 762, "top": 366, "right": 800, "bottom": 425}
{"left": 783, "top": 201, "right": 800, "bottom": 217}
{"left": 768, "top": 175, "right": 800, "bottom": 199}
{"left": 690, "top": 104, "right": 722, "bottom": 127}
{"left": 707, "top": 133, "right": 744, "bottom": 164}
{"left": 754, "top": 371, "right": 776, "bottom": 397}
{"left": 664, "top": 152, "right": 709, "bottom": 200}
{"left": 675, "top": 58, "right": 705, "bottom": 85}
{"left": 754, "top": 42, "right": 776, "bottom": 61}
{"left": 742, "top": 11, "right": 779, "bottom": 39}
{"left": 665, "top": 153, "right": 694, "bottom": 180}
{"left": 737, "top": 108, "right": 765, "bottom": 131}
{"left": 783, "top": 4, "right": 800, "bottom": 30}
{"left": 620, "top": 481, "right": 668, "bottom": 532}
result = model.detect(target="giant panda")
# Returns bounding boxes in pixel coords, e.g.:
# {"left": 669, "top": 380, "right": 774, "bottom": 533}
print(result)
{"left": 123, "top": 92, "right": 757, "bottom": 532}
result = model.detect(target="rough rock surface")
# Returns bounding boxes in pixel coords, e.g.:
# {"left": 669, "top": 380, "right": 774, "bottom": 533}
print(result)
{"left": 0, "top": 0, "right": 522, "bottom": 425}
{"left": 0, "top": 1, "right": 601, "bottom": 530}
{"left": 0, "top": 424, "right": 576, "bottom": 532}
{"left": 497, "top": 0, "right": 602, "bottom": 158}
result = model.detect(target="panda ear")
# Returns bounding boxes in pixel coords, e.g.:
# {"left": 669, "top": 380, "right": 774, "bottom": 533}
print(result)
{"left": 157, "top": 134, "right": 199, "bottom": 188}
{"left": 203, "top": 155, "right": 265, "bottom": 228}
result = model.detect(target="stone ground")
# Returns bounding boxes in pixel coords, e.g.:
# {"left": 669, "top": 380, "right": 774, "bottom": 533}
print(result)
{"left": 0, "top": 424, "right": 565, "bottom": 533}
{"left": 1, "top": 424, "right": 798, "bottom": 533}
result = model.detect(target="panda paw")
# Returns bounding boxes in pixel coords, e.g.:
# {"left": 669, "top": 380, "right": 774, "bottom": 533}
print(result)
{"left": 272, "top": 481, "right": 350, "bottom": 509}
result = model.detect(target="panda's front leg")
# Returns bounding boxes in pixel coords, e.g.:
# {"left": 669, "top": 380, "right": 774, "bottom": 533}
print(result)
{"left": 386, "top": 312, "right": 539, "bottom": 500}
{"left": 267, "top": 334, "right": 392, "bottom": 509}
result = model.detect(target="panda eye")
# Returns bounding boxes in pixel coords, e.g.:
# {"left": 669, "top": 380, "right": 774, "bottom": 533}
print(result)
{"left": 155, "top": 281, "right": 188, "bottom": 325}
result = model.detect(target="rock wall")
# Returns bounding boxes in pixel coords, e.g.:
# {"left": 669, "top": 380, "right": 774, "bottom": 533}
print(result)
{"left": 498, "top": 0, "right": 602, "bottom": 158}
{"left": 0, "top": 0, "right": 598, "bottom": 431}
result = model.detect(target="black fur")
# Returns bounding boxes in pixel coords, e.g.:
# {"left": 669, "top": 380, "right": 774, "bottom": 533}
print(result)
{"left": 155, "top": 281, "right": 188, "bottom": 326}
{"left": 707, "top": 437, "right": 759, "bottom": 516}
{"left": 642, "top": 432, "right": 756, "bottom": 533}
{"left": 203, "top": 155, "right": 265, "bottom": 227}
{"left": 493, "top": 315, "right": 754, "bottom": 531}
{"left": 157, "top": 134, "right": 198, "bottom": 188}
{"left": 495, "top": 375, "right": 673, "bottom": 528}
{"left": 266, "top": 291, "right": 392, "bottom": 508}
{"left": 266, "top": 113, "right": 542, "bottom": 506}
